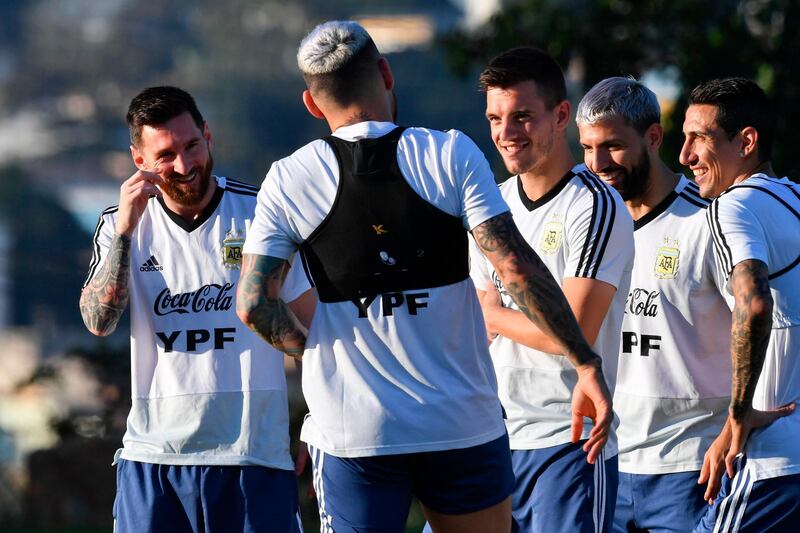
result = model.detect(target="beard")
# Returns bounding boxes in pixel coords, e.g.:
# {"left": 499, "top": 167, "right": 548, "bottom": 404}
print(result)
{"left": 160, "top": 152, "right": 214, "bottom": 207}
{"left": 615, "top": 149, "right": 651, "bottom": 201}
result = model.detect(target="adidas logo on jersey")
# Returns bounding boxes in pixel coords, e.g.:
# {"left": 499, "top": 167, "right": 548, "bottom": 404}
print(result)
{"left": 140, "top": 255, "right": 164, "bottom": 272}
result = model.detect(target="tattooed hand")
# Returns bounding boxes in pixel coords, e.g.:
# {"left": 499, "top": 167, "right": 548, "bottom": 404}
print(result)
{"left": 725, "top": 259, "right": 795, "bottom": 477}
{"left": 116, "top": 170, "right": 163, "bottom": 237}
{"left": 79, "top": 233, "right": 131, "bottom": 336}
{"left": 236, "top": 254, "right": 308, "bottom": 358}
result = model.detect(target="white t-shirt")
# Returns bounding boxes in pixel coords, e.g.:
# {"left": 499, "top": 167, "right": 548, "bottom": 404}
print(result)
{"left": 470, "top": 164, "right": 634, "bottom": 454}
{"left": 84, "top": 176, "right": 309, "bottom": 469}
{"left": 708, "top": 173, "right": 800, "bottom": 481}
{"left": 244, "top": 121, "right": 510, "bottom": 457}
{"left": 615, "top": 176, "right": 732, "bottom": 474}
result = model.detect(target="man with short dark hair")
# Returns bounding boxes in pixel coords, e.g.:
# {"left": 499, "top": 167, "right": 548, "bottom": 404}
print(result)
{"left": 471, "top": 48, "right": 633, "bottom": 532}
{"left": 577, "top": 77, "right": 732, "bottom": 532}
{"left": 237, "top": 22, "right": 613, "bottom": 533}
{"left": 679, "top": 77, "right": 800, "bottom": 532}
{"left": 80, "top": 86, "right": 313, "bottom": 532}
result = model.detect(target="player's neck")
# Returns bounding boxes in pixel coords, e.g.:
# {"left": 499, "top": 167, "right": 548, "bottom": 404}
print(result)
{"left": 625, "top": 159, "right": 679, "bottom": 221}
{"left": 162, "top": 177, "right": 218, "bottom": 222}
{"left": 518, "top": 144, "right": 575, "bottom": 202}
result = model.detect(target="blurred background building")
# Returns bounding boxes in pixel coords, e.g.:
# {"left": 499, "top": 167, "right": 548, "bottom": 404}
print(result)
{"left": 0, "top": 0, "right": 797, "bottom": 531}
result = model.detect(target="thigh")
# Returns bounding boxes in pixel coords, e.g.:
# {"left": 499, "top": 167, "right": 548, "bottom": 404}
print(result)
{"left": 113, "top": 459, "right": 198, "bottom": 533}
{"left": 413, "top": 433, "right": 514, "bottom": 516}
{"left": 614, "top": 472, "right": 641, "bottom": 533}
{"left": 512, "top": 442, "right": 617, "bottom": 533}
{"left": 308, "top": 444, "right": 413, "bottom": 533}
{"left": 199, "top": 465, "right": 301, "bottom": 533}
{"left": 631, "top": 472, "right": 706, "bottom": 533}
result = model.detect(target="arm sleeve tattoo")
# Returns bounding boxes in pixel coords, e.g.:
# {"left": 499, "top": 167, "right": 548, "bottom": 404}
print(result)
{"left": 729, "top": 259, "right": 774, "bottom": 419}
{"left": 79, "top": 233, "right": 131, "bottom": 336}
{"left": 237, "top": 254, "right": 308, "bottom": 356}
{"left": 472, "top": 212, "right": 600, "bottom": 368}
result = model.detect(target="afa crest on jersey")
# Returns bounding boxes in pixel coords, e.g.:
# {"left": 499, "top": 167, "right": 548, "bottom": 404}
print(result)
{"left": 540, "top": 221, "right": 563, "bottom": 255}
{"left": 222, "top": 219, "right": 245, "bottom": 269}
{"left": 654, "top": 245, "right": 680, "bottom": 279}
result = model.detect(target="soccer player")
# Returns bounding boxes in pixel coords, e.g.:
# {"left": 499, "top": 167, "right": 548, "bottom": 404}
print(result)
{"left": 79, "top": 86, "right": 313, "bottom": 533}
{"left": 679, "top": 78, "right": 800, "bottom": 532}
{"left": 576, "top": 77, "right": 733, "bottom": 532}
{"left": 470, "top": 49, "right": 633, "bottom": 532}
{"left": 237, "top": 21, "right": 613, "bottom": 533}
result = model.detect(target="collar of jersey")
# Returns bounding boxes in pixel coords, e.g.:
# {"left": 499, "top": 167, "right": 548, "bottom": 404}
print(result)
{"left": 157, "top": 181, "right": 224, "bottom": 233}
{"left": 332, "top": 121, "right": 398, "bottom": 141}
{"left": 516, "top": 169, "right": 575, "bottom": 212}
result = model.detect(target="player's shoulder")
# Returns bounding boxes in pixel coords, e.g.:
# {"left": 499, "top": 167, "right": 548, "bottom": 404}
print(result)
{"left": 219, "top": 176, "right": 259, "bottom": 199}
{"left": 565, "top": 165, "right": 626, "bottom": 210}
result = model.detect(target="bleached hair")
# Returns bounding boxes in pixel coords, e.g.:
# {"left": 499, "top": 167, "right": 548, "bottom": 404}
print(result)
{"left": 576, "top": 77, "right": 661, "bottom": 134}
{"left": 297, "top": 20, "right": 371, "bottom": 76}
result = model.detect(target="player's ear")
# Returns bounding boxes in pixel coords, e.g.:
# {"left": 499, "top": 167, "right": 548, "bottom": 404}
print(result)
{"left": 130, "top": 144, "right": 146, "bottom": 171}
{"left": 203, "top": 121, "right": 213, "bottom": 151}
{"left": 377, "top": 57, "right": 394, "bottom": 91}
{"left": 739, "top": 126, "right": 758, "bottom": 159}
{"left": 554, "top": 100, "right": 571, "bottom": 130}
{"left": 644, "top": 123, "right": 664, "bottom": 152}
{"left": 302, "top": 90, "right": 326, "bottom": 120}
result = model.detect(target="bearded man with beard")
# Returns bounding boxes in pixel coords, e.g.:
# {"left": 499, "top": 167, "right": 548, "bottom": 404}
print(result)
{"left": 467, "top": 48, "right": 633, "bottom": 533}
{"left": 577, "top": 77, "right": 733, "bottom": 532}
{"left": 79, "top": 86, "right": 314, "bottom": 533}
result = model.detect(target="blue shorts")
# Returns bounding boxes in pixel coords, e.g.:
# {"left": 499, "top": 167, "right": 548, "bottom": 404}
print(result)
{"left": 113, "top": 459, "right": 302, "bottom": 533}
{"left": 308, "top": 434, "right": 514, "bottom": 533}
{"left": 615, "top": 471, "right": 706, "bottom": 533}
{"left": 510, "top": 441, "right": 618, "bottom": 533}
{"left": 693, "top": 456, "right": 800, "bottom": 533}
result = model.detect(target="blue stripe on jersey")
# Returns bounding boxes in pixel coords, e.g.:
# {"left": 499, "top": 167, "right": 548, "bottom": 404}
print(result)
{"left": 679, "top": 192, "right": 709, "bottom": 209}
{"left": 225, "top": 186, "right": 258, "bottom": 197}
{"left": 574, "top": 171, "right": 615, "bottom": 279}
{"left": 225, "top": 178, "right": 259, "bottom": 191}
{"left": 83, "top": 205, "right": 118, "bottom": 288}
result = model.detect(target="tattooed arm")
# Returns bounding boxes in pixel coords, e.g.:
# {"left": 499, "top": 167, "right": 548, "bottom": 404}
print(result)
{"left": 471, "top": 213, "right": 600, "bottom": 367}
{"left": 236, "top": 254, "right": 308, "bottom": 358}
{"left": 79, "top": 234, "right": 131, "bottom": 336}
{"left": 472, "top": 212, "right": 612, "bottom": 463}
{"left": 722, "top": 259, "right": 795, "bottom": 477}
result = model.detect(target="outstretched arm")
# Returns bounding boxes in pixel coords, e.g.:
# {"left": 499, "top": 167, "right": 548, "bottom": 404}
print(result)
{"left": 471, "top": 212, "right": 612, "bottom": 463}
{"left": 237, "top": 253, "right": 308, "bottom": 358}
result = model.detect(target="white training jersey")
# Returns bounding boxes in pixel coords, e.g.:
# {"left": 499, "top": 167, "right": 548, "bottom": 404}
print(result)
{"left": 470, "top": 164, "right": 634, "bottom": 454}
{"left": 84, "top": 176, "right": 309, "bottom": 469}
{"left": 708, "top": 173, "right": 800, "bottom": 481}
{"left": 615, "top": 176, "right": 732, "bottom": 474}
{"left": 244, "top": 121, "right": 509, "bottom": 458}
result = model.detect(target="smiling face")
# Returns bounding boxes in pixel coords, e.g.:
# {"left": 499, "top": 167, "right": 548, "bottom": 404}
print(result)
{"left": 485, "top": 80, "right": 562, "bottom": 177}
{"left": 132, "top": 111, "right": 214, "bottom": 207}
{"left": 578, "top": 116, "right": 653, "bottom": 201}
{"left": 679, "top": 104, "right": 742, "bottom": 198}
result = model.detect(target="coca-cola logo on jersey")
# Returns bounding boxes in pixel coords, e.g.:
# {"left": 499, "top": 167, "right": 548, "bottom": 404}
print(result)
{"left": 625, "top": 288, "right": 660, "bottom": 317}
{"left": 153, "top": 283, "right": 234, "bottom": 316}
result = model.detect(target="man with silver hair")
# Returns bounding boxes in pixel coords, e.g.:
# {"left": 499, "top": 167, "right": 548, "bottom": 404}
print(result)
{"left": 577, "top": 77, "right": 732, "bottom": 532}
{"left": 237, "top": 21, "right": 614, "bottom": 532}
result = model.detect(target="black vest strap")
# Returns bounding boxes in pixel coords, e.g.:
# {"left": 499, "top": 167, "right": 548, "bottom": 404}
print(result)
{"left": 299, "top": 127, "right": 469, "bottom": 303}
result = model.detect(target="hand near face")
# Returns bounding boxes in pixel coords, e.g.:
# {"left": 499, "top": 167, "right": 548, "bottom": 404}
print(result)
{"left": 115, "top": 170, "right": 164, "bottom": 237}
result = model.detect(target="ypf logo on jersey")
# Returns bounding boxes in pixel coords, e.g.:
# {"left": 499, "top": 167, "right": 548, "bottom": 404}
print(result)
{"left": 540, "top": 221, "right": 563, "bottom": 255}
{"left": 222, "top": 219, "right": 244, "bottom": 270}
{"left": 654, "top": 245, "right": 680, "bottom": 279}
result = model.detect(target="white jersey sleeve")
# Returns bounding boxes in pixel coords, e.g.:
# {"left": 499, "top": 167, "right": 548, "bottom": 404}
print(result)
{"left": 707, "top": 194, "right": 769, "bottom": 279}
{"left": 564, "top": 172, "right": 632, "bottom": 289}
{"left": 82, "top": 206, "right": 119, "bottom": 288}
{"left": 468, "top": 234, "right": 491, "bottom": 292}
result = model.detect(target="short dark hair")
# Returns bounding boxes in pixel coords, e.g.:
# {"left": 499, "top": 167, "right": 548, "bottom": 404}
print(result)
{"left": 126, "top": 86, "right": 204, "bottom": 147}
{"left": 689, "top": 77, "right": 775, "bottom": 162}
{"left": 479, "top": 47, "right": 567, "bottom": 109}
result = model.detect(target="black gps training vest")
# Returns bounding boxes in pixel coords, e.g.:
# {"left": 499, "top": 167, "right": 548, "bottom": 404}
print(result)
{"left": 299, "top": 127, "right": 469, "bottom": 303}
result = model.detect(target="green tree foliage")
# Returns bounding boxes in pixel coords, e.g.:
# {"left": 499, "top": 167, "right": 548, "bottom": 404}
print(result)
{"left": 441, "top": 0, "right": 800, "bottom": 177}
